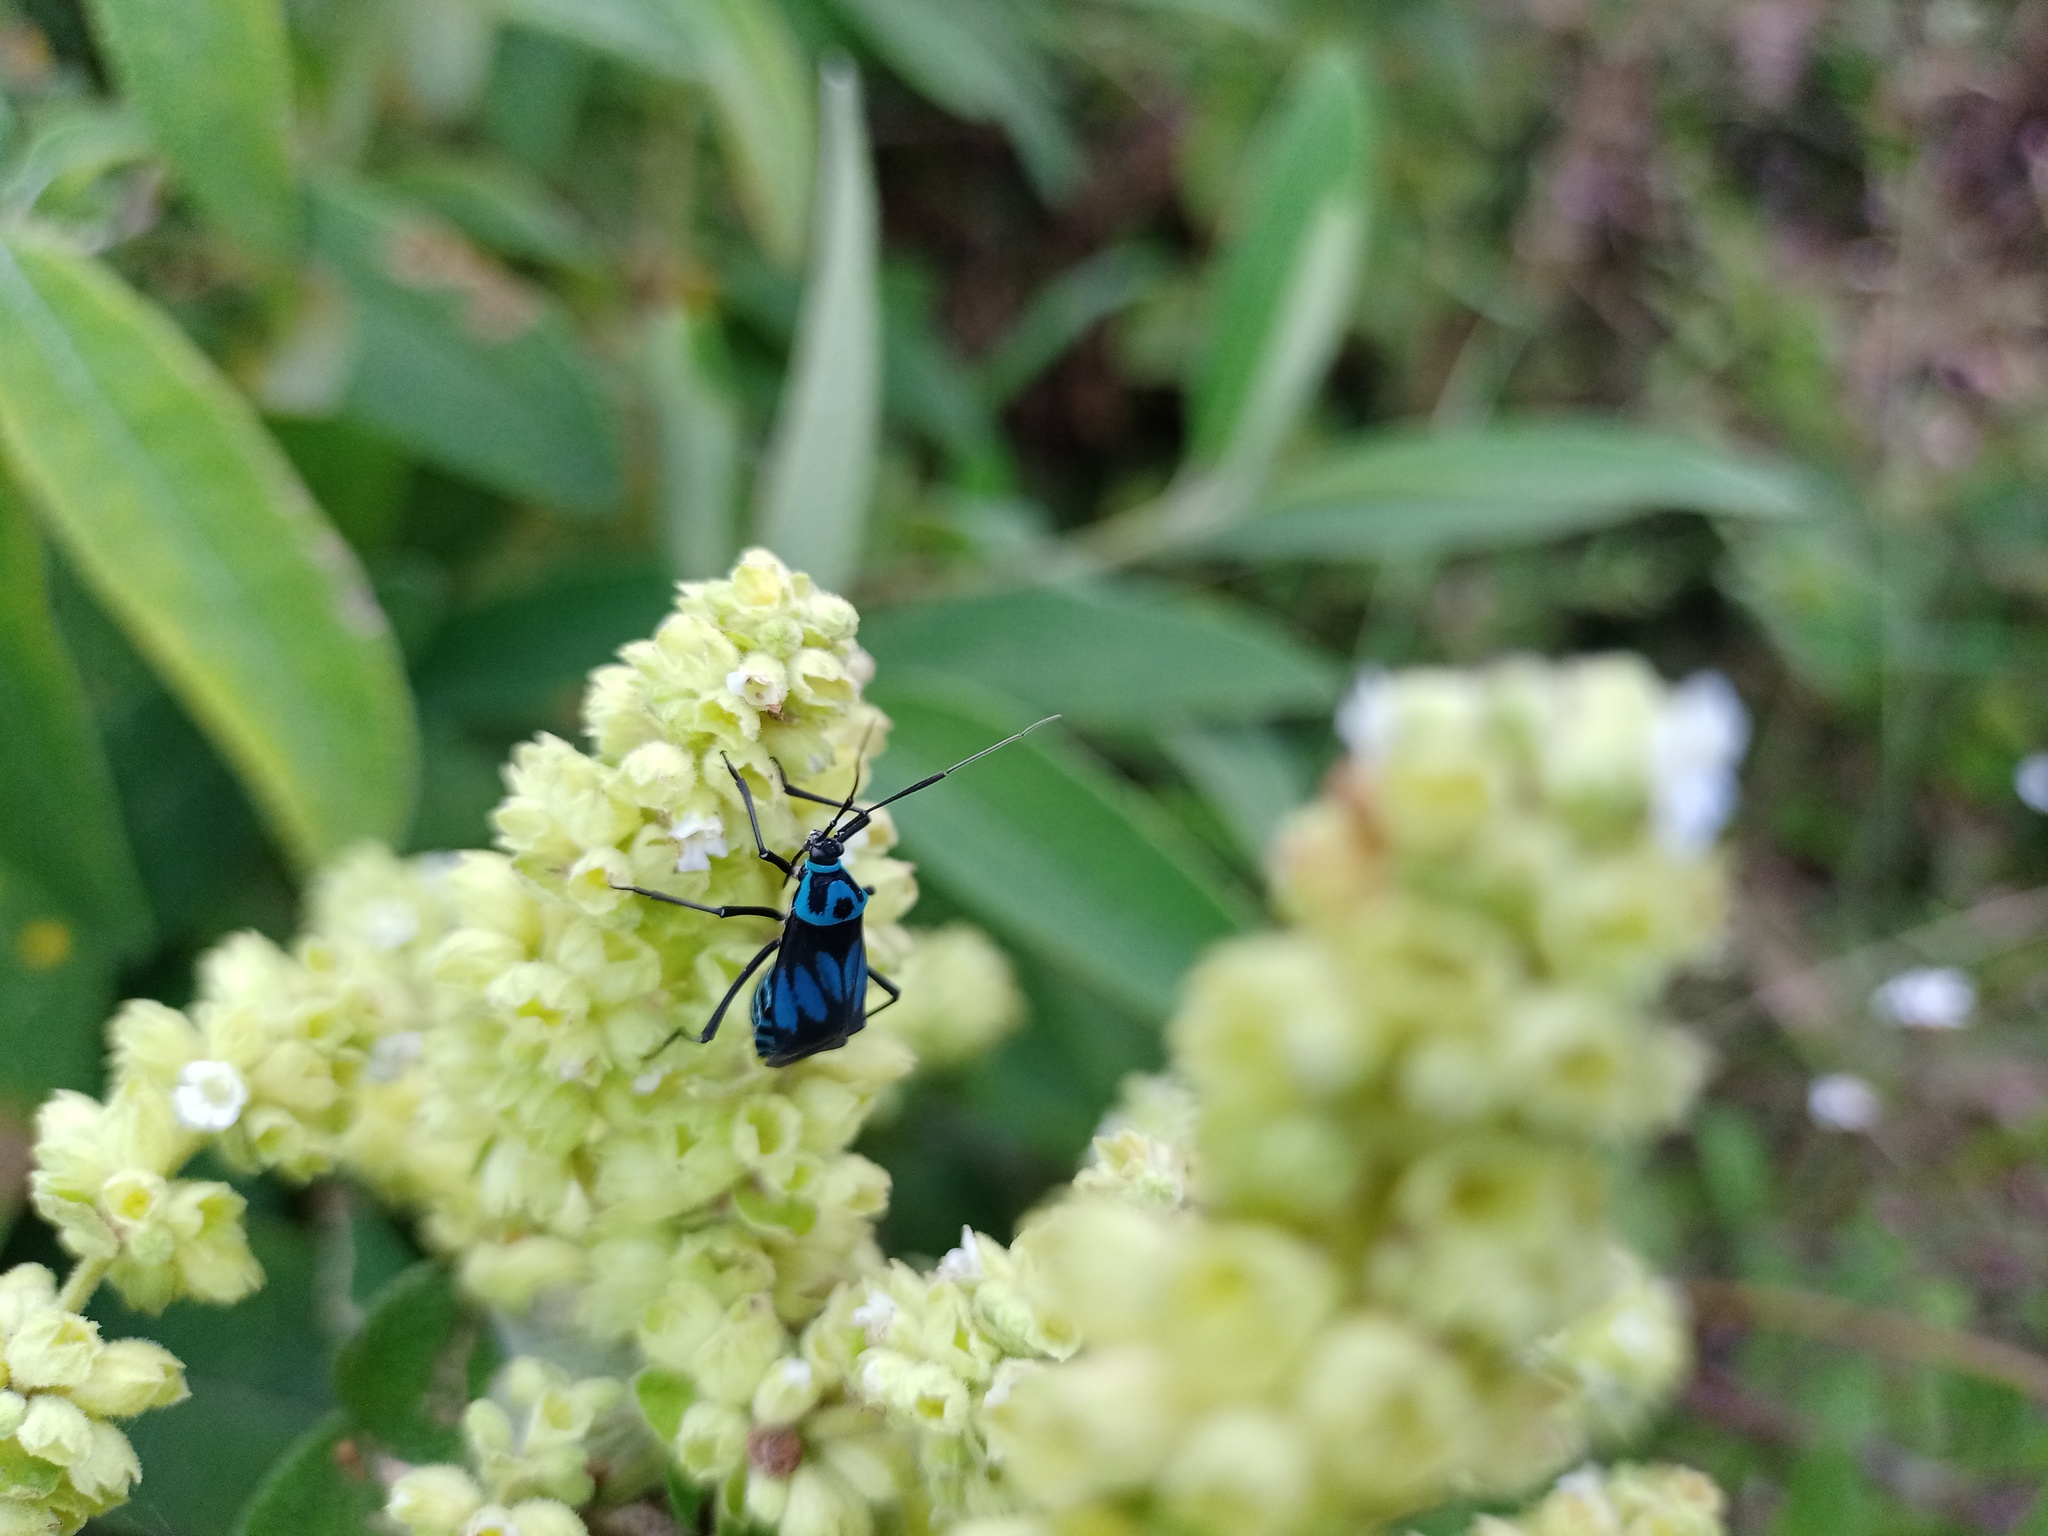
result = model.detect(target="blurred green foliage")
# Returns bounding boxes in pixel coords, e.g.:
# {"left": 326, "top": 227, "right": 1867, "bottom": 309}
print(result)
{"left": 0, "top": 0, "right": 2042, "bottom": 1530}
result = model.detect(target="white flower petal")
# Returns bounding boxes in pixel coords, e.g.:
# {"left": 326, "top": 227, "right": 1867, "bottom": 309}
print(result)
{"left": 1871, "top": 967, "right": 1976, "bottom": 1030}
{"left": 171, "top": 1059, "right": 249, "bottom": 1133}
{"left": 1808, "top": 1073, "right": 1882, "bottom": 1132}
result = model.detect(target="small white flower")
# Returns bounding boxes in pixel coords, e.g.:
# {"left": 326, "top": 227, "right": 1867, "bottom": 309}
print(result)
{"left": 1807, "top": 1073, "right": 1882, "bottom": 1132}
{"left": 935, "top": 1227, "right": 984, "bottom": 1284}
{"left": 850, "top": 1287, "right": 898, "bottom": 1344}
{"left": 1334, "top": 670, "right": 1392, "bottom": 762}
{"left": 725, "top": 656, "right": 789, "bottom": 713}
{"left": 845, "top": 645, "right": 876, "bottom": 687}
{"left": 367, "top": 1031, "right": 424, "bottom": 1083}
{"left": 632, "top": 1067, "right": 668, "bottom": 1095}
{"left": 1871, "top": 967, "right": 1976, "bottom": 1029}
{"left": 2017, "top": 751, "right": 2048, "bottom": 814}
{"left": 172, "top": 1060, "right": 249, "bottom": 1133}
{"left": 665, "top": 810, "right": 730, "bottom": 874}
{"left": 1652, "top": 671, "right": 1749, "bottom": 854}
{"left": 362, "top": 899, "right": 420, "bottom": 951}
{"left": 776, "top": 1358, "right": 813, "bottom": 1391}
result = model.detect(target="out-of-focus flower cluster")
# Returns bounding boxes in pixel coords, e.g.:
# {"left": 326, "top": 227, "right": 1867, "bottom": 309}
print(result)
{"left": 965, "top": 658, "right": 1739, "bottom": 1536}
{"left": 1470, "top": 1463, "right": 1726, "bottom": 1536}
{"left": 0, "top": 1265, "right": 186, "bottom": 1534}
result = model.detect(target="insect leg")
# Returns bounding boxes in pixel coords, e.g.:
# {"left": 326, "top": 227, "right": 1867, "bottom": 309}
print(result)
{"left": 864, "top": 968, "right": 902, "bottom": 1018}
{"left": 721, "top": 755, "right": 796, "bottom": 877}
{"left": 651, "top": 937, "right": 781, "bottom": 1055}
{"left": 772, "top": 760, "right": 843, "bottom": 809}
{"left": 612, "top": 885, "right": 783, "bottom": 921}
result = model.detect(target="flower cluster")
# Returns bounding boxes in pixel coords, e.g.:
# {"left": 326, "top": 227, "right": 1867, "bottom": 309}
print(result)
{"left": 1470, "top": 1463, "right": 1726, "bottom": 1536}
{"left": 0, "top": 1265, "right": 186, "bottom": 1534}
{"left": 8, "top": 552, "right": 1739, "bottom": 1536}
{"left": 386, "top": 1359, "right": 626, "bottom": 1536}
{"left": 969, "top": 657, "right": 1738, "bottom": 1536}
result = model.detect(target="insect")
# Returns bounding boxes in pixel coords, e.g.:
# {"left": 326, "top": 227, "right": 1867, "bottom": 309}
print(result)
{"left": 618, "top": 717, "right": 1057, "bottom": 1067}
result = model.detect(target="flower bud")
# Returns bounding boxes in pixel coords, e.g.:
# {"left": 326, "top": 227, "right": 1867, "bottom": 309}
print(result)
{"left": 68, "top": 1338, "right": 188, "bottom": 1417}
{"left": 5, "top": 1309, "right": 101, "bottom": 1390}
{"left": 753, "top": 1357, "right": 823, "bottom": 1425}
{"left": 782, "top": 1465, "right": 873, "bottom": 1536}
{"left": 389, "top": 1464, "right": 488, "bottom": 1536}
{"left": 17, "top": 1393, "right": 96, "bottom": 1465}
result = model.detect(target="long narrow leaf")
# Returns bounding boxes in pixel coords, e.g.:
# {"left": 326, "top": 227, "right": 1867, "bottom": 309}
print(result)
{"left": 0, "top": 479, "right": 152, "bottom": 953}
{"left": 824, "top": 0, "right": 1079, "bottom": 197}
{"left": 859, "top": 579, "right": 1340, "bottom": 725}
{"left": 1190, "top": 420, "right": 1817, "bottom": 559}
{"left": 1188, "top": 48, "right": 1372, "bottom": 481}
{"left": 646, "top": 307, "right": 744, "bottom": 579}
{"left": 754, "top": 65, "right": 880, "bottom": 590}
{"left": 308, "top": 179, "right": 625, "bottom": 516}
{"left": 84, "top": 0, "right": 300, "bottom": 257}
{"left": 0, "top": 232, "right": 417, "bottom": 870}
{"left": 982, "top": 246, "right": 1162, "bottom": 405}
{"left": 671, "top": 0, "right": 817, "bottom": 267}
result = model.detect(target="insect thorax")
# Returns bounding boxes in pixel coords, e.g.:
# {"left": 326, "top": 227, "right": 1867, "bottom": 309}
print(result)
{"left": 792, "top": 858, "right": 867, "bottom": 926}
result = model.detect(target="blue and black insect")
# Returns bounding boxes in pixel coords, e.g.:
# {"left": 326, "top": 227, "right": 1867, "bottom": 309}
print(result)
{"left": 619, "top": 718, "right": 1056, "bottom": 1067}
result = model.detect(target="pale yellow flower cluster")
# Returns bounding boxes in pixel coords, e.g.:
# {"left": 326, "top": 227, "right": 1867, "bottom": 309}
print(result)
{"left": 386, "top": 1359, "right": 626, "bottom": 1536}
{"left": 1471, "top": 1463, "right": 1726, "bottom": 1536}
{"left": 8, "top": 552, "right": 1026, "bottom": 1533}
{"left": 966, "top": 658, "right": 1736, "bottom": 1536}
{"left": 0, "top": 1265, "right": 186, "bottom": 1534}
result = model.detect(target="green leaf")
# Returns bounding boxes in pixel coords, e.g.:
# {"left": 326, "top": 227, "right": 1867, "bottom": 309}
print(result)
{"left": 646, "top": 307, "right": 744, "bottom": 580}
{"left": 0, "top": 857, "right": 115, "bottom": 1108}
{"left": 755, "top": 64, "right": 880, "bottom": 590}
{"left": 1188, "top": 47, "right": 1371, "bottom": 481}
{"left": 308, "top": 178, "right": 625, "bottom": 516}
{"left": 981, "top": 245, "right": 1163, "bottom": 406}
{"left": 499, "top": 0, "right": 694, "bottom": 78}
{"left": 823, "top": 0, "right": 1079, "bottom": 196}
{"left": 671, "top": 0, "right": 819, "bottom": 268}
{"left": 334, "top": 1261, "right": 493, "bottom": 1463}
{"left": 417, "top": 564, "right": 673, "bottom": 726}
{"left": 635, "top": 1367, "right": 697, "bottom": 1441}
{"left": 506, "top": 0, "right": 817, "bottom": 266}
{"left": 381, "top": 155, "right": 602, "bottom": 270}
{"left": 231, "top": 1411, "right": 383, "bottom": 1536}
{"left": 859, "top": 580, "right": 1340, "bottom": 726}
{"left": 1195, "top": 421, "right": 1817, "bottom": 559}
{"left": 84, "top": 0, "right": 300, "bottom": 257}
{"left": 1162, "top": 725, "right": 1313, "bottom": 862}
{"left": 0, "top": 232, "right": 417, "bottom": 871}
{"left": 867, "top": 684, "right": 1251, "bottom": 1017}
{"left": 0, "top": 101, "right": 152, "bottom": 217}
{"left": 0, "top": 476, "right": 151, "bottom": 954}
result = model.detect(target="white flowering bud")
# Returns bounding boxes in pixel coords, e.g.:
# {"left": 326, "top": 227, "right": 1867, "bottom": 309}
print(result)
{"left": 68, "top": 1338, "right": 188, "bottom": 1417}
{"left": 459, "top": 1238, "right": 589, "bottom": 1314}
{"left": 676, "top": 1400, "right": 750, "bottom": 1480}
{"left": 68, "top": 1420, "right": 142, "bottom": 1504}
{"left": 983, "top": 1346, "right": 1179, "bottom": 1507}
{"left": 693, "top": 1295, "right": 789, "bottom": 1404}
{"left": 753, "top": 1357, "right": 822, "bottom": 1425}
{"left": 388, "top": 1464, "right": 487, "bottom": 1536}
{"left": 1158, "top": 1408, "right": 1311, "bottom": 1536}
{"left": 0, "top": 1265, "right": 58, "bottom": 1333}
{"left": 107, "top": 1000, "right": 202, "bottom": 1089}
{"left": 0, "top": 1392, "right": 25, "bottom": 1438}
{"left": 5, "top": 1308, "right": 101, "bottom": 1389}
{"left": 18, "top": 1394, "right": 96, "bottom": 1465}
{"left": 504, "top": 1501, "right": 587, "bottom": 1536}
{"left": 782, "top": 1465, "right": 873, "bottom": 1536}
{"left": 1294, "top": 1315, "right": 1478, "bottom": 1509}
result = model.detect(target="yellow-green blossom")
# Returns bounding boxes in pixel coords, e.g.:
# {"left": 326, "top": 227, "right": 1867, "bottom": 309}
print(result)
{"left": 1472, "top": 1463, "right": 1726, "bottom": 1536}
{"left": 0, "top": 1264, "right": 184, "bottom": 1534}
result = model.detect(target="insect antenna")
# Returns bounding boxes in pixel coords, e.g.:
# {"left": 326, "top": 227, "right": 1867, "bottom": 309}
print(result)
{"left": 822, "top": 722, "right": 876, "bottom": 837}
{"left": 836, "top": 715, "right": 1059, "bottom": 839}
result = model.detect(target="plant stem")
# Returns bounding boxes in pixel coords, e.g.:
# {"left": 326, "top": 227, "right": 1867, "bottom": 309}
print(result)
{"left": 56, "top": 1255, "right": 111, "bottom": 1314}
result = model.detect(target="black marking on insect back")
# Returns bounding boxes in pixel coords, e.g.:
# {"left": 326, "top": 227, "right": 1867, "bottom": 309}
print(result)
{"left": 792, "top": 858, "right": 867, "bottom": 927}
{"left": 752, "top": 916, "right": 870, "bottom": 1066}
